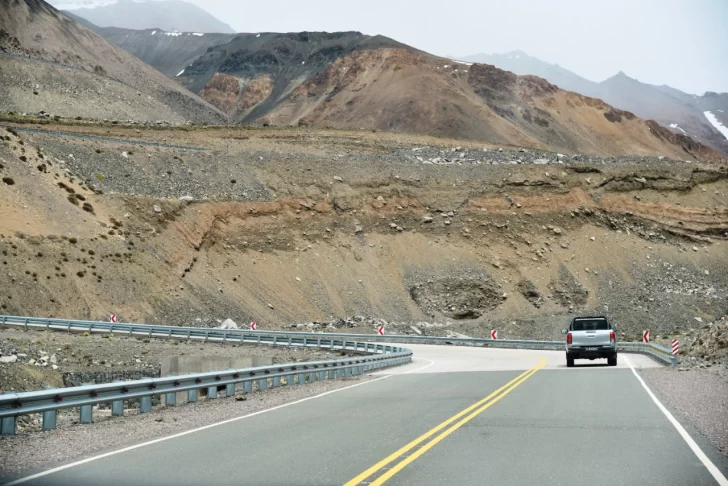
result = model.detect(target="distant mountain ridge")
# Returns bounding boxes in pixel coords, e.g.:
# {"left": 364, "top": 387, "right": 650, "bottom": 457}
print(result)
{"left": 72, "top": 22, "right": 722, "bottom": 160}
{"left": 462, "top": 51, "right": 728, "bottom": 156}
{"left": 51, "top": 0, "right": 235, "bottom": 33}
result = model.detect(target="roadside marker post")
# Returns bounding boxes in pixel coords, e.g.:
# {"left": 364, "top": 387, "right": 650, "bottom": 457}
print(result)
{"left": 643, "top": 330, "right": 650, "bottom": 343}
{"left": 671, "top": 339, "right": 679, "bottom": 367}
{"left": 250, "top": 321, "right": 257, "bottom": 331}
{"left": 377, "top": 325, "right": 384, "bottom": 336}
{"left": 109, "top": 313, "right": 117, "bottom": 323}
{"left": 490, "top": 329, "right": 498, "bottom": 340}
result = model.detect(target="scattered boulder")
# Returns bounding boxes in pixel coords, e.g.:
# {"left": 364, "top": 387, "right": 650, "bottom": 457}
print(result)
{"left": 219, "top": 319, "right": 238, "bottom": 330}
{"left": 517, "top": 278, "right": 544, "bottom": 308}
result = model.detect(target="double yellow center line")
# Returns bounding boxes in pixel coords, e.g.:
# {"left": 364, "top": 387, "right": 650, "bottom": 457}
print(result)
{"left": 344, "top": 358, "right": 548, "bottom": 486}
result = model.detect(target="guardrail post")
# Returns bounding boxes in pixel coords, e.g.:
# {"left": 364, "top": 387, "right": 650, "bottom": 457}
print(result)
{"left": 42, "top": 408, "right": 57, "bottom": 430}
{"left": 298, "top": 372, "right": 305, "bottom": 384}
{"left": 207, "top": 385, "right": 218, "bottom": 399}
{"left": 243, "top": 381, "right": 252, "bottom": 394}
{"left": 272, "top": 376, "right": 281, "bottom": 387}
{"left": 258, "top": 378, "right": 267, "bottom": 391}
{"left": 225, "top": 383, "right": 235, "bottom": 396}
{"left": 80, "top": 382, "right": 93, "bottom": 423}
{"left": 165, "top": 391, "right": 177, "bottom": 407}
{"left": 111, "top": 397, "right": 124, "bottom": 417}
{"left": 359, "top": 365, "right": 365, "bottom": 375}
{"left": 40, "top": 385, "right": 58, "bottom": 430}
{"left": 140, "top": 396, "right": 152, "bottom": 413}
{"left": 671, "top": 355, "right": 678, "bottom": 367}
{"left": 188, "top": 388, "right": 198, "bottom": 403}
{"left": 0, "top": 416, "right": 15, "bottom": 436}
{"left": 80, "top": 405, "right": 93, "bottom": 424}
{"left": 316, "top": 371, "right": 323, "bottom": 381}
{"left": 303, "top": 337, "right": 307, "bottom": 347}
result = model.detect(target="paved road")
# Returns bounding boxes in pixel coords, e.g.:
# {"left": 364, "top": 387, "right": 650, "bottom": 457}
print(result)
{"left": 7, "top": 346, "right": 728, "bottom": 486}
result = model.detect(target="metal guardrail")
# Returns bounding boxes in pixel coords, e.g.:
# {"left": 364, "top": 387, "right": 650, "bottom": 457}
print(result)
{"left": 0, "top": 315, "right": 677, "bottom": 435}
{"left": 0, "top": 315, "right": 675, "bottom": 363}
{"left": 0, "top": 316, "right": 411, "bottom": 435}
{"left": 0, "top": 124, "right": 208, "bottom": 151}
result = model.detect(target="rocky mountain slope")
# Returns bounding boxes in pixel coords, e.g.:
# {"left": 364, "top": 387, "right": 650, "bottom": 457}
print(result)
{"left": 1, "top": 122, "right": 726, "bottom": 343}
{"left": 84, "top": 26, "right": 723, "bottom": 160}
{"left": 463, "top": 51, "right": 728, "bottom": 157}
{"left": 51, "top": 0, "right": 235, "bottom": 33}
{"left": 0, "top": 0, "right": 226, "bottom": 123}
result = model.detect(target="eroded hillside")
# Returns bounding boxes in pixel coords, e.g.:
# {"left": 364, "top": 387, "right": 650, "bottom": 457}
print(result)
{"left": 0, "top": 124, "right": 726, "bottom": 341}
{"left": 0, "top": 0, "right": 226, "bottom": 123}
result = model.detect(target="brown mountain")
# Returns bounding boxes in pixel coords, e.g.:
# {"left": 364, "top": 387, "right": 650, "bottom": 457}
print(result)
{"left": 0, "top": 0, "right": 226, "bottom": 123}
{"left": 259, "top": 48, "right": 721, "bottom": 160}
{"left": 167, "top": 31, "right": 722, "bottom": 159}
{"left": 463, "top": 51, "right": 728, "bottom": 157}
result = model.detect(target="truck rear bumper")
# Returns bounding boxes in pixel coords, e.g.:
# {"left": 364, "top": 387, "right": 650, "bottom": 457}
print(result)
{"left": 567, "top": 347, "right": 616, "bottom": 359}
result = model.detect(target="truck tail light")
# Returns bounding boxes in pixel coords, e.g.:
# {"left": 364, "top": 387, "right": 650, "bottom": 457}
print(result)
{"left": 567, "top": 332, "right": 572, "bottom": 345}
{"left": 610, "top": 331, "right": 615, "bottom": 343}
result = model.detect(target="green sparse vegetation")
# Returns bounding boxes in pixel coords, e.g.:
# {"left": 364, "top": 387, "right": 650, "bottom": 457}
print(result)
{"left": 95, "top": 173, "right": 104, "bottom": 182}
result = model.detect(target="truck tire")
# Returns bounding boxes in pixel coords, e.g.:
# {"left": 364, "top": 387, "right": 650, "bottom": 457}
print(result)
{"left": 608, "top": 355, "right": 617, "bottom": 367}
{"left": 566, "top": 355, "right": 574, "bottom": 368}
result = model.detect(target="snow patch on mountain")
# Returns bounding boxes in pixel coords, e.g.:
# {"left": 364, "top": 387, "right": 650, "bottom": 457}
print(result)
{"left": 52, "top": 0, "right": 119, "bottom": 9}
{"left": 704, "top": 111, "right": 728, "bottom": 141}
{"left": 669, "top": 123, "right": 687, "bottom": 134}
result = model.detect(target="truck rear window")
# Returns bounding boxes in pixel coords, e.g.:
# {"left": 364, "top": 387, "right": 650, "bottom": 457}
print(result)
{"left": 572, "top": 320, "right": 610, "bottom": 331}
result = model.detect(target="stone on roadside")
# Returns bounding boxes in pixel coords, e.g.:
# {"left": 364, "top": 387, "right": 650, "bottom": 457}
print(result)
{"left": 219, "top": 318, "right": 238, "bottom": 330}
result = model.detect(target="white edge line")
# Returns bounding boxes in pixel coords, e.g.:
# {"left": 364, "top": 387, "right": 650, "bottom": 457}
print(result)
{"left": 624, "top": 355, "right": 728, "bottom": 486}
{"left": 3, "top": 357, "right": 436, "bottom": 486}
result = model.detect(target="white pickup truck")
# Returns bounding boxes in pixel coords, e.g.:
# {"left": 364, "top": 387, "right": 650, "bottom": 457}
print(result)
{"left": 562, "top": 316, "right": 617, "bottom": 367}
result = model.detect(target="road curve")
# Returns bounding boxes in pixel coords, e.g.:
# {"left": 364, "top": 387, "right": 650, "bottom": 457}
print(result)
{"left": 5, "top": 345, "right": 727, "bottom": 486}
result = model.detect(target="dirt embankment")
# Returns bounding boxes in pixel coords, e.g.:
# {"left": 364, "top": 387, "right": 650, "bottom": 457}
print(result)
{"left": 0, "top": 124, "right": 726, "bottom": 346}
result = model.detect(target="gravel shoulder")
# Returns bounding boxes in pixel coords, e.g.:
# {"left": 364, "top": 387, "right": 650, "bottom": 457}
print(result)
{"left": 0, "top": 374, "right": 373, "bottom": 479}
{"left": 641, "top": 367, "right": 728, "bottom": 457}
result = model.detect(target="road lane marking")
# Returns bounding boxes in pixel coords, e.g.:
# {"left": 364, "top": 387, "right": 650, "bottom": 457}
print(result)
{"left": 345, "top": 358, "right": 547, "bottom": 486}
{"left": 2, "top": 358, "right": 436, "bottom": 486}
{"left": 624, "top": 356, "right": 728, "bottom": 486}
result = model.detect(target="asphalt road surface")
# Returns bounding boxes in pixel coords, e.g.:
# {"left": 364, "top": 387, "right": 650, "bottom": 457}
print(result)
{"left": 5, "top": 346, "right": 728, "bottom": 486}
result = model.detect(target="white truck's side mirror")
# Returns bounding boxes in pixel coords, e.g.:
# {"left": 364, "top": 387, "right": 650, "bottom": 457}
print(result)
{"left": 561, "top": 329, "right": 568, "bottom": 335}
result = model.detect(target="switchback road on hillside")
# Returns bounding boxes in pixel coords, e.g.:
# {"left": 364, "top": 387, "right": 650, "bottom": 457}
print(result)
{"left": 5, "top": 346, "right": 728, "bottom": 486}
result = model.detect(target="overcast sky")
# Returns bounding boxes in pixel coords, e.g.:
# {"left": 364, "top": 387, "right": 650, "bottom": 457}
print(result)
{"left": 183, "top": 0, "right": 727, "bottom": 95}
